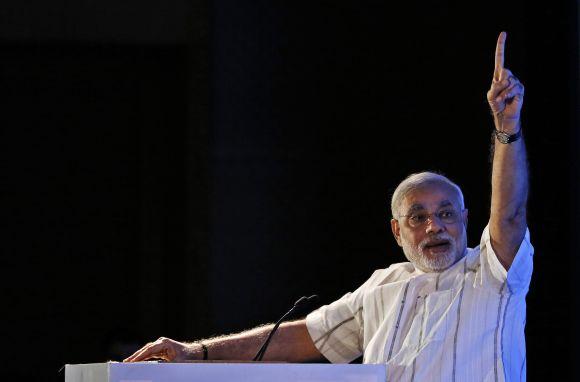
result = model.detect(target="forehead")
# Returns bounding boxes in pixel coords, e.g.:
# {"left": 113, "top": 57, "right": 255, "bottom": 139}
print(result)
{"left": 401, "top": 182, "right": 462, "bottom": 211}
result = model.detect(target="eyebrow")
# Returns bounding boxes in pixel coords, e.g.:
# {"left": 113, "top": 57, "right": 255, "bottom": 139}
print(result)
{"left": 406, "top": 200, "right": 454, "bottom": 214}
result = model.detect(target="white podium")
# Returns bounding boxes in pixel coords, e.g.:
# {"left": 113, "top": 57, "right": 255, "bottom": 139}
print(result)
{"left": 65, "top": 362, "right": 386, "bottom": 382}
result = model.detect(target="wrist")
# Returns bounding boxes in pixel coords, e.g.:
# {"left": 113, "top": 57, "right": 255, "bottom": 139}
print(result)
{"left": 493, "top": 114, "right": 520, "bottom": 134}
{"left": 199, "top": 342, "right": 209, "bottom": 360}
{"left": 185, "top": 342, "right": 209, "bottom": 361}
{"left": 493, "top": 124, "right": 522, "bottom": 144}
{"left": 497, "top": 120, "right": 520, "bottom": 134}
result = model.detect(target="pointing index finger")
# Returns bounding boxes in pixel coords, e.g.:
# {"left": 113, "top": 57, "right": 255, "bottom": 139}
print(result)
{"left": 494, "top": 31, "right": 506, "bottom": 81}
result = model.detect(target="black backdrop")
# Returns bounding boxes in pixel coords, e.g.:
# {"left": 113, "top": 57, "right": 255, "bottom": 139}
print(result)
{"left": 2, "top": 1, "right": 578, "bottom": 380}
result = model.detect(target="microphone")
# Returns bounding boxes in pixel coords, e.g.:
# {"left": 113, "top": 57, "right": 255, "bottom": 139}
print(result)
{"left": 252, "top": 295, "right": 319, "bottom": 362}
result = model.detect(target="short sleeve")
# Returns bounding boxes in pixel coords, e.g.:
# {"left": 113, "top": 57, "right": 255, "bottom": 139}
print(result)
{"left": 305, "top": 269, "right": 387, "bottom": 363}
{"left": 480, "top": 224, "right": 534, "bottom": 294}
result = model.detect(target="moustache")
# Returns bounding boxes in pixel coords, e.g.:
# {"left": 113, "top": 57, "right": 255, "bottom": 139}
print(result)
{"left": 419, "top": 234, "right": 455, "bottom": 250}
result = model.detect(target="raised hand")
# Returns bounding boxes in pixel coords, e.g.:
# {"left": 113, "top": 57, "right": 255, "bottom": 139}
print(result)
{"left": 486, "top": 32, "right": 524, "bottom": 128}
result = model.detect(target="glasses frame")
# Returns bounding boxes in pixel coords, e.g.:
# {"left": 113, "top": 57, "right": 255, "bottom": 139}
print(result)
{"left": 397, "top": 208, "right": 465, "bottom": 228}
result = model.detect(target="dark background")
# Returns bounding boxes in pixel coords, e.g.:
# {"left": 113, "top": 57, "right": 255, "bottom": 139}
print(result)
{"left": 2, "top": 1, "right": 578, "bottom": 380}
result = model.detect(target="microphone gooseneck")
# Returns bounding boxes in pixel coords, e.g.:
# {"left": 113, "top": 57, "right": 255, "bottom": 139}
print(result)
{"left": 252, "top": 295, "right": 319, "bottom": 362}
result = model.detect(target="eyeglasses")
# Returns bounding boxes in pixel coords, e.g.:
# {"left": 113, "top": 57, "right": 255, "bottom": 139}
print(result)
{"left": 398, "top": 208, "right": 462, "bottom": 228}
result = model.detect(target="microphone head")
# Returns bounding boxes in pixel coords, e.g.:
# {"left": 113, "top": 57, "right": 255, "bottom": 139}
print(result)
{"left": 293, "top": 294, "right": 319, "bottom": 308}
{"left": 306, "top": 294, "right": 319, "bottom": 303}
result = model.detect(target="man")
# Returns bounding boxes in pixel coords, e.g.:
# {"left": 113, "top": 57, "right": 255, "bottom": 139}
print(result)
{"left": 125, "top": 31, "right": 532, "bottom": 381}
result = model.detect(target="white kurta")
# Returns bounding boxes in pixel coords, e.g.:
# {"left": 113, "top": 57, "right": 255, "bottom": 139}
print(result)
{"left": 306, "top": 226, "right": 533, "bottom": 382}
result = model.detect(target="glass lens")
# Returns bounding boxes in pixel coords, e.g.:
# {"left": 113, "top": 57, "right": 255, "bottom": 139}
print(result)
{"left": 406, "top": 209, "right": 459, "bottom": 227}
{"left": 438, "top": 209, "right": 457, "bottom": 224}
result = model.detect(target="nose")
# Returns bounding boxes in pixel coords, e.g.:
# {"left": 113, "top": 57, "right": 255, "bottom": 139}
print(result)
{"left": 425, "top": 215, "right": 445, "bottom": 234}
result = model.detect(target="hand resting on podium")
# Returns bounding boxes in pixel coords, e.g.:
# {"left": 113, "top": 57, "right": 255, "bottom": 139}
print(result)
{"left": 123, "top": 319, "right": 325, "bottom": 363}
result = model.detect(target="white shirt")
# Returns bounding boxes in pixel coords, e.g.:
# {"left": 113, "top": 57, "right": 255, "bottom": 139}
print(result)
{"left": 306, "top": 225, "right": 533, "bottom": 382}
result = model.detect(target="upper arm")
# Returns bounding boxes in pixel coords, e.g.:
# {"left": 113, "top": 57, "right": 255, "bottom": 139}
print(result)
{"left": 488, "top": 212, "right": 527, "bottom": 270}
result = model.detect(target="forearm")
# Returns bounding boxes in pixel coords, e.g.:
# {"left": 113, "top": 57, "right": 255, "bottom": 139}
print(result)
{"left": 489, "top": 118, "right": 529, "bottom": 266}
{"left": 191, "top": 319, "right": 324, "bottom": 363}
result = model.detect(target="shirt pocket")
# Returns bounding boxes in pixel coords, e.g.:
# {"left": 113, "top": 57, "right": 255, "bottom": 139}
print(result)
{"left": 423, "top": 289, "right": 454, "bottom": 342}
{"left": 405, "top": 289, "right": 454, "bottom": 347}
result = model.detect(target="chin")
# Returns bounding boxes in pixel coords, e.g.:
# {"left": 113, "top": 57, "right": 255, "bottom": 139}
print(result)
{"left": 406, "top": 246, "right": 463, "bottom": 273}
{"left": 428, "top": 247, "right": 468, "bottom": 272}
{"left": 421, "top": 258, "right": 455, "bottom": 273}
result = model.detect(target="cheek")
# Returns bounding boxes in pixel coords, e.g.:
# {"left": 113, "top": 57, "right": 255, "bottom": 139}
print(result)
{"left": 449, "top": 225, "right": 466, "bottom": 243}
{"left": 401, "top": 230, "right": 422, "bottom": 247}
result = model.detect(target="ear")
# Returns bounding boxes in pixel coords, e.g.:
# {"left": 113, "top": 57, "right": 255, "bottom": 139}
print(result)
{"left": 462, "top": 209, "right": 468, "bottom": 229}
{"left": 390, "top": 218, "right": 403, "bottom": 247}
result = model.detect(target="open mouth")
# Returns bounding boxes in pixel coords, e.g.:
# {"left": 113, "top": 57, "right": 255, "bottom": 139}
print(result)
{"left": 423, "top": 239, "right": 451, "bottom": 253}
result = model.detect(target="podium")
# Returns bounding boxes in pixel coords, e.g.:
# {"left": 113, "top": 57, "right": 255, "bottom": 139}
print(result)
{"left": 65, "top": 362, "right": 386, "bottom": 382}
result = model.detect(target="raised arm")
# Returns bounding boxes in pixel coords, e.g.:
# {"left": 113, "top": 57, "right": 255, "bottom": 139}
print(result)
{"left": 123, "top": 319, "right": 324, "bottom": 363}
{"left": 486, "top": 31, "right": 529, "bottom": 270}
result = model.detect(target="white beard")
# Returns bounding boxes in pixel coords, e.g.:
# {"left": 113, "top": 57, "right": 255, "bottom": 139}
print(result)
{"left": 401, "top": 232, "right": 467, "bottom": 273}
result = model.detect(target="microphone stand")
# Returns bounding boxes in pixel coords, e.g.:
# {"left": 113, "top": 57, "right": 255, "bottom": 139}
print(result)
{"left": 252, "top": 295, "right": 318, "bottom": 362}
